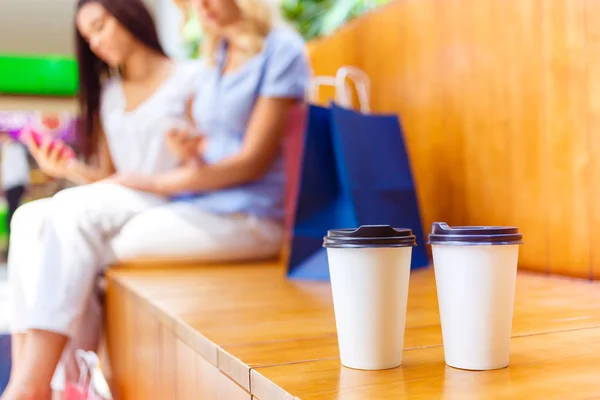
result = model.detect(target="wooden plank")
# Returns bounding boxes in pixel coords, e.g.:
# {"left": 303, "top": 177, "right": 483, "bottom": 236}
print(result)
{"left": 222, "top": 297, "right": 600, "bottom": 395}
{"left": 110, "top": 266, "right": 600, "bottom": 345}
{"left": 434, "top": 0, "right": 470, "bottom": 228}
{"left": 222, "top": 304, "right": 600, "bottom": 394}
{"left": 110, "top": 266, "right": 600, "bottom": 353}
{"left": 214, "top": 371, "right": 252, "bottom": 400}
{"left": 250, "top": 368, "right": 294, "bottom": 400}
{"left": 107, "top": 264, "right": 282, "bottom": 297}
{"left": 541, "top": 0, "right": 591, "bottom": 279}
{"left": 108, "top": 262, "right": 600, "bottom": 398}
{"left": 196, "top": 352, "right": 252, "bottom": 400}
{"left": 588, "top": 111, "right": 600, "bottom": 278}
{"left": 196, "top": 351, "right": 219, "bottom": 399}
{"left": 132, "top": 302, "right": 159, "bottom": 400}
{"left": 164, "top": 267, "right": 600, "bottom": 390}
{"left": 586, "top": 0, "right": 600, "bottom": 280}
{"left": 506, "top": 1, "right": 548, "bottom": 273}
{"left": 158, "top": 326, "right": 177, "bottom": 399}
{"left": 461, "top": 1, "right": 519, "bottom": 229}
{"left": 175, "top": 338, "right": 197, "bottom": 399}
{"left": 122, "top": 294, "right": 139, "bottom": 399}
{"left": 252, "top": 327, "right": 600, "bottom": 399}
{"left": 218, "top": 335, "right": 339, "bottom": 392}
{"left": 105, "top": 280, "right": 137, "bottom": 400}
{"left": 105, "top": 280, "right": 126, "bottom": 400}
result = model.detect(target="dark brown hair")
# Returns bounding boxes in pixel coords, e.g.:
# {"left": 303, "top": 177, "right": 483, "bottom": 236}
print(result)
{"left": 75, "top": 0, "right": 166, "bottom": 160}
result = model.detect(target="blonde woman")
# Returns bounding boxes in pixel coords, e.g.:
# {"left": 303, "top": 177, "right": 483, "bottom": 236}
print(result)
{"left": 110, "top": 0, "right": 311, "bottom": 260}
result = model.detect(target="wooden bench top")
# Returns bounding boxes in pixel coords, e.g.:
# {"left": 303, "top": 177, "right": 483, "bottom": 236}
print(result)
{"left": 107, "top": 264, "right": 600, "bottom": 398}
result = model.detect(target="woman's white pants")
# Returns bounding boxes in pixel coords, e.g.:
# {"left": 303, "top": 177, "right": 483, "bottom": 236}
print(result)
{"left": 7, "top": 182, "right": 284, "bottom": 390}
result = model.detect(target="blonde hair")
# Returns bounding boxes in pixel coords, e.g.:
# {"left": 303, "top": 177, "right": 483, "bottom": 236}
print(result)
{"left": 176, "top": 0, "right": 287, "bottom": 65}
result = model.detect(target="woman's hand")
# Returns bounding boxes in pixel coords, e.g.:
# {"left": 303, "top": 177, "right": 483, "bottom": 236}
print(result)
{"left": 166, "top": 126, "right": 204, "bottom": 163}
{"left": 105, "top": 163, "right": 201, "bottom": 197}
{"left": 25, "top": 130, "right": 74, "bottom": 179}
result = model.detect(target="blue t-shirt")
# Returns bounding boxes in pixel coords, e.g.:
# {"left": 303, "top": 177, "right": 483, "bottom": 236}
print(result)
{"left": 180, "top": 27, "right": 310, "bottom": 220}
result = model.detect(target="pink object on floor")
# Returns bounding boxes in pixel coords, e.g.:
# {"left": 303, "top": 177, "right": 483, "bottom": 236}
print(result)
{"left": 64, "top": 382, "right": 103, "bottom": 400}
{"left": 63, "top": 350, "right": 111, "bottom": 400}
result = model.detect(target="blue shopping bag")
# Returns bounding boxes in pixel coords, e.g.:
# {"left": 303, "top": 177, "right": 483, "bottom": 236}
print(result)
{"left": 287, "top": 103, "right": 429, "bottom": 280}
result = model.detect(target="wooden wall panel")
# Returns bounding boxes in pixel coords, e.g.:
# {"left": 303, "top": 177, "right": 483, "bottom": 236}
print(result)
{"left": 133, "top": 303, "right": 160, "bottom": 400}
{"left": 107, "top": 278, "right": 251, "bottom": 399}
{"left": 542, "top": 0, "right": 591, "bottom": 278}
{"left": 107, "top": 283, "right": 159, "bottom": 400}
{"left": 105, "top": 281, "right": 123, "bottom": 400}
{"left": 176, "top": 338, "right": 198, "bottom": 398}
{"left": 106, "top": 282, "right": 135, "bottom": 400}
{"left": 587, "top": 1, "right": 600, "bottom": 280}
{"left": 462, "top": 1, "right": 513, "bottom": 228}
{"left": 158, "top": 326, "right": 177, "bottom": 398}
{"left": 196, "top": 351, "right": 219, "bottom": 399}
{"left": 506, "top": 1, "right": 548, "bottom": 272}
{"left": 307, "top": 0, "right": 600, "bottom": 278}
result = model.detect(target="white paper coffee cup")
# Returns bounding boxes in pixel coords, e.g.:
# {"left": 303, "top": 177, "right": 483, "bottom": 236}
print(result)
{"left": 324, "top": 225, "right": 417, "bottom": 370}
{"left": 429, "top": 222, "right": 523, "bottom": 371}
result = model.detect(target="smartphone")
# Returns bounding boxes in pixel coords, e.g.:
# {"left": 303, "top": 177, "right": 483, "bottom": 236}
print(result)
{"left": 10, "top": 113, "right": 76, "bottom": 159}
{"left": 29, "top": 130, "right": 76, "bottom": 159}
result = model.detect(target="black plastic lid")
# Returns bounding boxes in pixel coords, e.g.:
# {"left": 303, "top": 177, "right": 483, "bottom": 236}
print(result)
{"left": 323, "top": 225, "right": 417, "bottom": 249}
{"left": 428, "top": 222, "right": 523, "bottom": 245}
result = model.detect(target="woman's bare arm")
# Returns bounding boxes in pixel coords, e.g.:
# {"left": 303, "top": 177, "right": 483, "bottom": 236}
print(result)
{"left": 65, "top": 131, "right": 116, "bottom": 184}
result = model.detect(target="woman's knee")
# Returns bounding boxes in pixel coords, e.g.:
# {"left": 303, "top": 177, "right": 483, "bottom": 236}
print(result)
{"left": 50, "top": 185, "right": 106, "bottom": 222}
{"left": 113, "top": 204, "right": 284, "bottom": 262}
{"left": 111, "top": 205, "right": 203, "bottom": 260}
{"left": 10, "top": 198, "right": 50, "bottom": 234}
{"left": 51, "top": 186, "right": 89, "bottom": 210}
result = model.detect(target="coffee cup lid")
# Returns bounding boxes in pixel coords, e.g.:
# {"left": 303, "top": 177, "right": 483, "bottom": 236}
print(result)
{"left": 428, "top": 222, "right": 523, "bottom": 245}
{"left": 323, "top": 225, "right": 417, "bottom": 249}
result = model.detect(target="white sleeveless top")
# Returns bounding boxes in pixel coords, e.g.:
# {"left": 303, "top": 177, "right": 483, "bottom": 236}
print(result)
{"left": 100, "top": 61, "right": 202, "bottom": 174}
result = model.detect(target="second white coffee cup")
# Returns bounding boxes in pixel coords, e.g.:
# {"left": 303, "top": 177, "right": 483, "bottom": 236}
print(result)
{"left": 323, "top": 225, "right": 417, "bottom": 370}
{"left": 429, "top": 222, "right": 523, "bottom": 371}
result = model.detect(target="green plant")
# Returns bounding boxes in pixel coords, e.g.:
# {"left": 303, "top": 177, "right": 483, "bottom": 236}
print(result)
{"left": 182, "top": 7, "right": 203, "bottom": 59}
{"left": 181, "top": 0, "right": 392, "bottom": 57}
{"left": 282, "top": 0, "right": 391, "bottom": 41}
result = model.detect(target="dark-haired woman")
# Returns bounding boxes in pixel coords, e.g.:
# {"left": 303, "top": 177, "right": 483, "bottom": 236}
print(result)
{"left": 2, "top": 0, "right": 200, "bottom": 398}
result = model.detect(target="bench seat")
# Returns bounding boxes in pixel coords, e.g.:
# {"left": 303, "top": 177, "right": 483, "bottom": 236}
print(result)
{"left": 105, "top": 263, "right": 600, "bottom": 399}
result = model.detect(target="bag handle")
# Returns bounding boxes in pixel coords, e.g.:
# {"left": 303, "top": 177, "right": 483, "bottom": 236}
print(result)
{"left": 335, "top": 66, "right": 371, "bottom": 113}
{"left": 307, "top": 76, "right": 337, "bottom": 104}
{"left": 75, "top": 349, "right": 90, "bottom": 390}
{"left": 75, "top": 350, "right": 113, "bottom": 400}
{"left": 308, "top": 66, "right": 371, "bottom": 113}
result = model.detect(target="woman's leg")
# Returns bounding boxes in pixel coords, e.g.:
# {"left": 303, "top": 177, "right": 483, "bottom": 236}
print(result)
{"left": 7, "top": 198, "right": 50, "bottom": 381}
{"left": 9, "top": 335, "right": 24, "bottom": 382}
{"left": 59, "top": 287, "right": 104, "bottom": 388}
{"left": 3, "top": 183, "right": 166, "bottom": 399}
{"left": 113, "top": 202, "right": 284, "bottom": 262}
{"left": 7, "top": 197, "right": 103, "bottom": 396}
